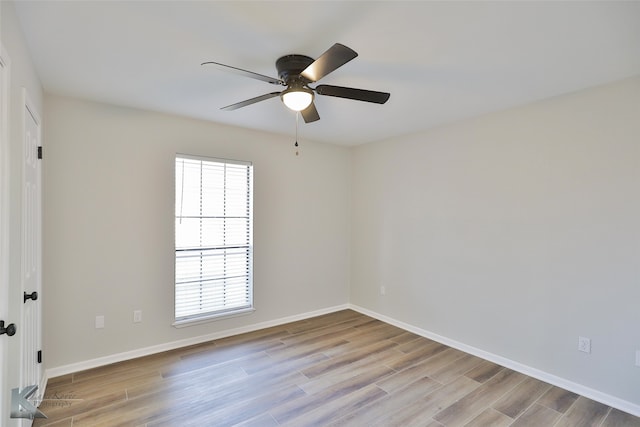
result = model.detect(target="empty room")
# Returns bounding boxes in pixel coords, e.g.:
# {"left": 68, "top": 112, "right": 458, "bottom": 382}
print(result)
{"left": 1, "top": 1, "right": 639, "bottom": 426}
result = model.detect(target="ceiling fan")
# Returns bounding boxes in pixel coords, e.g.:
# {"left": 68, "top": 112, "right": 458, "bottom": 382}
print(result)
{"left": 202, "top": 43, "right": 390, "bottom": 123}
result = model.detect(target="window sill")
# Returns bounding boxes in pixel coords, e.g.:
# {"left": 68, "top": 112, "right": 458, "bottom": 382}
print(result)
{"left": 172, "top": 307, "right": 255, "bottom": 328}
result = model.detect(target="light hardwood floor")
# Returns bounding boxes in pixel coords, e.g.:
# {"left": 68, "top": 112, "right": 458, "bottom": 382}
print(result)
{"left": 33, "top": 310, "right": 640, "bottom": 426}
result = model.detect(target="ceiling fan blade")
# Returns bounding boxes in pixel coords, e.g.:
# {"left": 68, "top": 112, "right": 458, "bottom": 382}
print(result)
{"left": 301, "top": 102, "right": 320, "bottom": 123}
{"left": 221, "top": 92, "right": 281, "bottom": 111}
{"left": 300, "top": 43, "right": 358, "bottom": 83}
{"left": 315, "top": 85, "right": 390, "bottom": 104}
{"left": 202, "top": 61, "right": 283, "bottom": 85}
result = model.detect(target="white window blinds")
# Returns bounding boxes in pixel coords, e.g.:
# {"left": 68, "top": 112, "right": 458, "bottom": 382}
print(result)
{"left": 175, "top": 155, "right": 253, "bottom": 323}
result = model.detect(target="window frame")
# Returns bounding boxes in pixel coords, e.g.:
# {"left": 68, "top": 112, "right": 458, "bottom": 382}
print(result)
{"left": 173, "top": 154, "right": 254, "bottom": 327}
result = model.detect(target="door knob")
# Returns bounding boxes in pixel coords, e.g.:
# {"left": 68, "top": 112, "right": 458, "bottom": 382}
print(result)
{"left": 0, "top": 320, "right": 16, "bottom": 336}
{"left": 24, "top": 291, "right": 38, "bottom": 303}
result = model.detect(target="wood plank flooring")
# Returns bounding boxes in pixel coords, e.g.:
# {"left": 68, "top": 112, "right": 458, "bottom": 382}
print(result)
{"left": 33, "top": 310, "right": 640, "bottom": 426}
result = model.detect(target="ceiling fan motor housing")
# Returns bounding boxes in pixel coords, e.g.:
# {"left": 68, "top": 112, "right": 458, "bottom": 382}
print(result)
{"left": 276, "top": 54, "right": 314, "bottom": 85}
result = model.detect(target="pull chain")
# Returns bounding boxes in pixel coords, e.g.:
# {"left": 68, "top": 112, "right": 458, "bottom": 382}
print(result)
{"left": 295, "top": 111, "right": 300, "bottom": 156}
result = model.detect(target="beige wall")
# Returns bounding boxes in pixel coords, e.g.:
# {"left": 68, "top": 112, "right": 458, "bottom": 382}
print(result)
{"left": 43, "top": 95, "right": 351, "bottom": 369}
{"left": 351, "top": 76, "right": 640, "bottom": 407}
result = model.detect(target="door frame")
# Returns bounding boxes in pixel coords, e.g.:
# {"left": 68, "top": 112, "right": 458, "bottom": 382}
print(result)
{"left": 0, "top": 44, "right": 12, "bottom": 423}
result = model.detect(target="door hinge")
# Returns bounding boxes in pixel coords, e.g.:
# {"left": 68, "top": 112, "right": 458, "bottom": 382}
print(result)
{"left": 37, "top": 146, "right": 43, "bottom": 160}
{"left": 37, "top": 350, "right": 42, "bottom": 364}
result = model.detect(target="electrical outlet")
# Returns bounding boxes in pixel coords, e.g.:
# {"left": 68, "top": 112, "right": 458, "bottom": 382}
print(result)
{"left": 133, "top": 310, "right": 142, "bottom": 323}
{"left": 578, "top": 336, "right": 591, "bottom": 354}
{"left": 95, "top": 315, "right": 105, "bottom": 329}
{"left": 380, "top": 286, "right": 386, "bottom": 296}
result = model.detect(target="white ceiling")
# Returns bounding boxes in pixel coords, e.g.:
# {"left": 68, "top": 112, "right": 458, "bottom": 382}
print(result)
{"left": 13, "top": 1, "right": 640, "bottom": 146}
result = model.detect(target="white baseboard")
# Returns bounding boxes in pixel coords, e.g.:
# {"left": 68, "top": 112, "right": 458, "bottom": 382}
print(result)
{"left": 348, "top": 304, "right": 640, "bottom": 418}
{"left": 45, "top": 304, "right": 349, "bottom": 379}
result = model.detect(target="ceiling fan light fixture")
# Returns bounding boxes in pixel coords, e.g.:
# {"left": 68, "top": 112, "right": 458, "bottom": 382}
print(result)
{"left": 281, "top": 87, "right": 314, "bottom": 111}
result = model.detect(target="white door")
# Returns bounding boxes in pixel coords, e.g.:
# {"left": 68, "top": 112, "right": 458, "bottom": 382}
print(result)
{"left": 20, "top": 92, "right": 43, "bottom": 419}
{"left": 0, "top": 46, "right": 11, "bottom": 423}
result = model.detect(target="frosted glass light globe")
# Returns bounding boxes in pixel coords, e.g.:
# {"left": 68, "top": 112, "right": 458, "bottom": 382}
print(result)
{"left": 281, "top": 88, "right": 314, "bottom": 111}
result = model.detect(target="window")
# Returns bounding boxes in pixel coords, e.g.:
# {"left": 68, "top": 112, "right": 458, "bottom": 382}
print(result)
{"left": 174, "top": 155, "right": 253, "bottom": 325}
